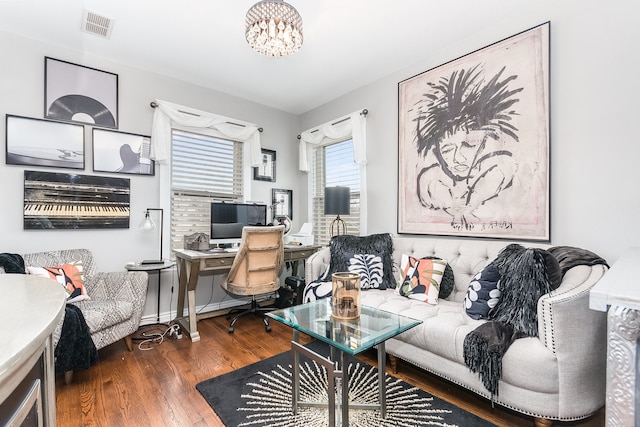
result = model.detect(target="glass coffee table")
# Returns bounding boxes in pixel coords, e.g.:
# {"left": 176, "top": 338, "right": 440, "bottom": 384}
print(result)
{"left": 267, "top": 298, "right": 422, "bottom": 427}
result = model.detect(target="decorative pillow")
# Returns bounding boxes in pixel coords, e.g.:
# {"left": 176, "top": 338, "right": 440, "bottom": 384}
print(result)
{"left": 396, "top": 254, "right": 447, "bottom": 304}
{"left": 421, "top": 256, "right": 455, "bottom": 299}
{"left": 328, "top": 233, "right": 396, "bottom": 289}
{"left": 343, "top": 252, "right": 385, "bottom": 289}
{"left": 464, "top": 264, "right": 501, "bottom": 320}
{"left": 302, "top": 265, "right": 332, "bottom": 303}
{"left": 27, "top": 262, "right": 89, "bottom": 303}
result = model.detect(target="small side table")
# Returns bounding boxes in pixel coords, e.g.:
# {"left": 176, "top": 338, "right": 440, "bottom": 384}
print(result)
{"left": 125, "top": 260, "right": 175, "bottom": 324}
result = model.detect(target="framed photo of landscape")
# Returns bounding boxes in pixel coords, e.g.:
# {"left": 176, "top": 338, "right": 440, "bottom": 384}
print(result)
{"left": 6, "top": 114, "right": 85, "bottom": 169}
{"left": 92, "top": 128, "right": 154, "bottom": 175}
{"left": 398, "top": 22, "right": 550, "bottom": 241}
{"left": 45, "top": 57, "right": 119, "bottom": 129}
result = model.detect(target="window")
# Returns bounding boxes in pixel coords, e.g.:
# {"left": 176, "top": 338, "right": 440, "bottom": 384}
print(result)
{"left": 170, "top": 129, "right": 243, "bottom": 252}
{"left": 312, "top": 139, "right": 361, "bottom": 246}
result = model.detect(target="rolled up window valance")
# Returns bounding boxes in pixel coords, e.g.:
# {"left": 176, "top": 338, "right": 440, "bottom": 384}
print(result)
{"left": 298, "top": 109, "right": 367, "bottom": 172}
{"left": 150, "top": 99, "right": 262, "bottom": 166}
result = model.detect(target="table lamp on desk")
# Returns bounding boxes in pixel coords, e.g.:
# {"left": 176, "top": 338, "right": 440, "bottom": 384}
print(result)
{"left": 139, "top": 208, "right": 164, "bottom": 265}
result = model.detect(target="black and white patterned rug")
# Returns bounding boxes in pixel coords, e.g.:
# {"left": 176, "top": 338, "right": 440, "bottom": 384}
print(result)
{"left": 196, "top": 341, "right": 496, "bottom": 427}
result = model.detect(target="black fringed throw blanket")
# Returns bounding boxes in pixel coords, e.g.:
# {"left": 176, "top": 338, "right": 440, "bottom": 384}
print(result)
{"left": 0, "top": 252, "right": 26, "bottom": 274}
{"left": 55, "top": 304, "right": 98, "bottom": 375}
{"left": 463, "top": 245, "right": 607, "bottom": 400}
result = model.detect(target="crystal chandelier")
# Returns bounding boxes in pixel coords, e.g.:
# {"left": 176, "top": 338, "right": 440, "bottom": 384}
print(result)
{"left": 245, "top": 0, "right": 303, "bottom": 57}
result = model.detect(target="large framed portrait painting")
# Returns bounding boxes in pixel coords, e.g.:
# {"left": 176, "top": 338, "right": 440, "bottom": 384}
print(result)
{"left": 398, "top": 22, "right": 550, "bottom": 241}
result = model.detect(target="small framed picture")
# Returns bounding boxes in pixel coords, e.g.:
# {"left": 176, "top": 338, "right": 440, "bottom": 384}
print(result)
{"left": 254, "top": 148, "right": 276, "bottom": 182}
{"left": 272, "top": 188, "right": 293, "bottom": 220}
{"left": 45, "top": 57, "right": 119, "bottom": 129}
{"left": 6, "top": 114, "right": 85, "bottom": 170}
{"left": 92, "top": 128, "right": 154, "bottom": 175}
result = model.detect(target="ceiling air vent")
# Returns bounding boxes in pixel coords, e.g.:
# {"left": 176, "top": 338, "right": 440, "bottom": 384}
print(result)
{"left": 82, "top": 9, "right": 114, "bottom": 39}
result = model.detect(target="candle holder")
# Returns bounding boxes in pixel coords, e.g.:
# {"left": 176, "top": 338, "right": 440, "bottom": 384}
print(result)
{"left": 331, "top": 272, "right": 361, "bottom": 320}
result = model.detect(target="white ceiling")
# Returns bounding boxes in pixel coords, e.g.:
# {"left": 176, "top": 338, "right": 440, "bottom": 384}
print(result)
{"left": 0, "top": 0, "right": 529, "bottom": 115}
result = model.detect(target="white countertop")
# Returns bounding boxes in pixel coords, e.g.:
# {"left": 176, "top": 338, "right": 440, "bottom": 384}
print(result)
{"left": 590, "top": 247, "right": 640, "bottom": 312}
{"left": 0, "top": 275, "right": 66, "bottom": 381}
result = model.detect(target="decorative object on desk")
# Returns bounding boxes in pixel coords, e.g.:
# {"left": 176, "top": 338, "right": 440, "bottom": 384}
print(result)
{"left": 183, "top": 232, "right": 210, "bottom": 251}
{"left": 398, "top": 22, "right": 550, "bottom": 241}
{"left": 245, "top": 0, "right": 303, "bottom": 58}
{"left": 324, "top": 186, "right": 350, "bottom": 237}
{"left": 272, "top": 188, "right": 293, "bottom": 220}
{"left": 139, "top": 208, "right": 164, "bottom": 264}
{"left": 92, "top": 128, "right": 154, "bottom": 175}
{"left": 253, "top": 148, "right": 276, "bottom": 181}
{"left": 24, "top": 170, "right": 130, "bottom": 230}
{"left": 196, "top": 341, "right": 497, "bottom": 427}
{"left": 45, "top": 57, "right": 118, "bottom": 129}
{"left": 274, "top": 215, "right": 292, "bottom": 235}
{"left": 331, "top": 272, "right": 360, "bottom": 320}
{"left": 6, "top": 114, "right": 85, "bottom": 169}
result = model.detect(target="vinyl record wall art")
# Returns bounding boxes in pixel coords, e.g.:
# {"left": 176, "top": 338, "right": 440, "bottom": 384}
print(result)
{"left": 45, "top": 57, "right": 118, "bottom": 129}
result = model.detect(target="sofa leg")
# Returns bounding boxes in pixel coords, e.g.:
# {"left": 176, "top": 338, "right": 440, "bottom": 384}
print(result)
{"left": 124, "top": 335, "right": 133, "bottom": 352}
{"left": 64, "top": 370, "right": 74, "bottom": 385}
{"left": 534, "top": 418, "right": 553, "bottom": 427}
{"left": 388, "top": 355, "right": 398, "bottom": 374}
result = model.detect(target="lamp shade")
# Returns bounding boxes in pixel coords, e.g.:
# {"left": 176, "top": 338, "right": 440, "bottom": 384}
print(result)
{"left": 324, "top": 186, "right": 350, "bottom": 216}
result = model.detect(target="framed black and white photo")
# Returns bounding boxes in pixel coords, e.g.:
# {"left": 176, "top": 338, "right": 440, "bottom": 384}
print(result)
{"left": 398, "top": 22, "right": 550, "bottom": 241}
{"left": 45, "top": 57, "right": 119, "bottom": 129}
{"left": 6, "top": 114, "right": 85, "bottom": 170}
{"left": 24, "top": 170, "right": 130, "bottom": 230}
{"left": 92, "top": 128, "right": 154, "bottom": 175}
{"left": 272, "top": 188, "right": 293, "bottom": 220}
{"left": 253, "top": 148, "right": 276, "bottom": 182}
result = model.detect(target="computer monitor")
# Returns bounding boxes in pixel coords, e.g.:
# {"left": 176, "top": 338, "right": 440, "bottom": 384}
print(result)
{"left": 210, "top": 202, "right": 268, "bottom": 247}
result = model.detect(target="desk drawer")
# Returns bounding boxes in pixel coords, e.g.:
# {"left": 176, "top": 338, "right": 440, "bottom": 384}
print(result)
{"left": 201, "top": 257, "right": 234, "bottom": 270}
{"left": 285, "top": 250, "right": 314, "bottom": 261}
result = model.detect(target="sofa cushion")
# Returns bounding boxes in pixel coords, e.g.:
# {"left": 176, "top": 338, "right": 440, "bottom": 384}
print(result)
{"left": 328, "top": 233, "right": 396, "bottom": 289}
{"left": 27, "top": 262, "right": 90, "bottom": 303}
{"left": 397, "top": 254, "right": 447, "bottom": 304}
{"left": 344, "top": 252, "right": 385, "bottom": 289}
{"left": 464, "top": 264, "right": 501, "bottom": 320}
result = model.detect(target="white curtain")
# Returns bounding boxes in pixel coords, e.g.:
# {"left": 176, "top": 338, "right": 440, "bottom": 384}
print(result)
{"left": 150, "top": 99, "right": 262, "bottom": 166}
{"left": 299, "top": 109, "right": 368, "bottom": 235}
{"left": 298, "top": 110, "right": 367, "bottom": 172}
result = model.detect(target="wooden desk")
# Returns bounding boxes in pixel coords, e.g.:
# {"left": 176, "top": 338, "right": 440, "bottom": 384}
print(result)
{"left": 173, "top": 245, "right": 321, "bottom": 342}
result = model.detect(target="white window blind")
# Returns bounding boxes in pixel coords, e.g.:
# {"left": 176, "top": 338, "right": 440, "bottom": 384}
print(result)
{"left": 312, "top": 139, "right": 361, "bottom": 246}
{"left": 171, "top": 129, "right": 243, "bottom": 252}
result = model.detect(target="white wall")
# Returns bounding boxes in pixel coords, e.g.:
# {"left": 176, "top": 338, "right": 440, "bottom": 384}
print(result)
{"left": 299, "top": 0, "right": 640, "bottom": 265}
{"left": 3, "top": 0, "right": 639, "bottom": 324}
{"left": 0, "top": 30, "right": 303, "bottom": 322}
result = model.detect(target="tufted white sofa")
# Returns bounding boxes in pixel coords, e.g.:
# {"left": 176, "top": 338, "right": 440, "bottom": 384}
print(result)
{"left": 305, "top": 236, "right": 607, "bottom": 427}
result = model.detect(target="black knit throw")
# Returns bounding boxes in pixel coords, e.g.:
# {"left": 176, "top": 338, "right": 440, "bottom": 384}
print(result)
{"left": 463, "top": 246, "right": 557, "bottom": 399}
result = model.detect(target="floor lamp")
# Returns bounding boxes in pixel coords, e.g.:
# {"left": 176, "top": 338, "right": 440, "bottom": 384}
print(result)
{"left": 140, "top": 208, "right": 164, "bottom": 264}
{"left": 324, "top": 186, "right": 350, "bottom": 237}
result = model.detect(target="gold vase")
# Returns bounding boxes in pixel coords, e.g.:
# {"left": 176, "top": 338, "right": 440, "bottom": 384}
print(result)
{"left": 331, "top": 272, "right": 361, "bottom": 320}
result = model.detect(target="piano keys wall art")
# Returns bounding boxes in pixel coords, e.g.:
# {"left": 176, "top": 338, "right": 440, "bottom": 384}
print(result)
{"left": 92, "top": 128, "right": 154, "bottom": 175}
{"left": 6, "top": 115, "right": 85, "bottom": 169}
{"left": 24, "top": 170, "right": 130, "bottom": 230}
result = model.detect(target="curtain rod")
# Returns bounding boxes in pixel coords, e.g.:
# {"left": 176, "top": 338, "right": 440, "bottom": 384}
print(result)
{"left": 150, "top": 101, "right": 263, "bottom": 133}
{"left": 296, "top": 108, "right": 368, "bottom": 139}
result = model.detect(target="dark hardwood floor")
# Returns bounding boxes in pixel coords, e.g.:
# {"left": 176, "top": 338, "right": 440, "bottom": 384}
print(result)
{"left": 55, "top": 315, "right": 605, "bottom": 427}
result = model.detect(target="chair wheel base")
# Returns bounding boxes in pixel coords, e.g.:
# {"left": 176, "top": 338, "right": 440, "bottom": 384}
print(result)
{"left": 265, "top": 325, "right": 271, "bottom": 332}
{"left": 228, "top": 326, "right": 234, "bottom": 333}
